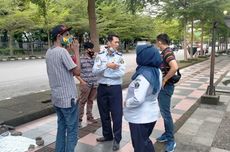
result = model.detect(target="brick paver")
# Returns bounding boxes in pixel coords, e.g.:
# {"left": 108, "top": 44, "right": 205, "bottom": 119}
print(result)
{"left": 13, "top": 55, "right": 230, "bottom": 152}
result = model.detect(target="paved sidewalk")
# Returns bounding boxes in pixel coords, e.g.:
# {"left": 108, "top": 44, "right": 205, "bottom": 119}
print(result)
{"left": 175, "top": 93, "right": 230, "bottom": 152}
{"left": 12, "top": 55, "right": 230, "bottom": 152}
{"left": 175, "top": 71, "right": 230, "bottom": 152}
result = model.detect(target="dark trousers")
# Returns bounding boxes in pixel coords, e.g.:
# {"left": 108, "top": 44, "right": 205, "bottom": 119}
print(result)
{"left": 97, "top": 84, "right": 122, "bottom": 143}
{"left": 129, "top": 122, "right": 156, "bottom": 152}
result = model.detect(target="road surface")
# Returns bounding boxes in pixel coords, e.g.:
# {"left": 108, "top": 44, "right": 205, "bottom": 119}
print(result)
{"left": 0, "top": 50, "right": 185, "bottom": 101}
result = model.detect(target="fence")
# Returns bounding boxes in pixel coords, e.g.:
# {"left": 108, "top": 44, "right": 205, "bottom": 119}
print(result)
{"left": 0, "top": 41, "right": 48, "bottom": 57}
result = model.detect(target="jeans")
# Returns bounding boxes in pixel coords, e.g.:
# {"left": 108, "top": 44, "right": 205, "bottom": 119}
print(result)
{"left": 54, "top": 99, "right": 79, "bottom": 152}
{"left": 158, "top": 83, "right": 174, "bottom": 142}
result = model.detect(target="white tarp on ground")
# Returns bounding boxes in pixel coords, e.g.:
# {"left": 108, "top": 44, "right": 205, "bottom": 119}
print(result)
{"left": 0, "top": 132, "right": 36, "bottom": 152}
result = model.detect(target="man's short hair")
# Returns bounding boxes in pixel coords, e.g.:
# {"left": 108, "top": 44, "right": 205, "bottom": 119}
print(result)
{"left": 83, "top": 42, "right": 94, "bottom": 49}
{"left": 107, "top": 34, "right": 119, "bottom": 42}
{"left": 156, "top": 33, "right": 170, "bottom": 45}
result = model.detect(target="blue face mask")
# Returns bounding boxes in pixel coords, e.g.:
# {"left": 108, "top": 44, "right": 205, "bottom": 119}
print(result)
{"left": 61, "top": 35, "right": 74, "bottom": 47}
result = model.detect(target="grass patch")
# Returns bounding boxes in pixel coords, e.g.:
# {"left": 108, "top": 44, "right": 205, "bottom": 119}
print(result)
{"left": 179, "top": 56, "right": 209, "bottom": 69}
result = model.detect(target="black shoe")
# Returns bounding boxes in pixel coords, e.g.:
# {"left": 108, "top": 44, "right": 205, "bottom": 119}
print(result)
{"left": 112, "top": 140, "right": 120, "bottom": 151}
{"left": 96, "top": 137, "right": 113, "bottom": 142}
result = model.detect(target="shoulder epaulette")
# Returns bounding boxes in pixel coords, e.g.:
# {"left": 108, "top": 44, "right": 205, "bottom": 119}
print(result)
{"left": 98, "top": 50, "right": 105, "bottom": 54}
{"left": 115, "top": 52, "right": 122, "bottom": 56}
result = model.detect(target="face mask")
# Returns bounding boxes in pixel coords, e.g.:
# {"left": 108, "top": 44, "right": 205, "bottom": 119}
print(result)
{"left": 87, "top": 51, "right": 94, "bottom": 57}
{"left": 108, "top": 47, "right": 116, "bottom": 53}
{"left": 61, "top": 35, "right": 74, "bottom": 47}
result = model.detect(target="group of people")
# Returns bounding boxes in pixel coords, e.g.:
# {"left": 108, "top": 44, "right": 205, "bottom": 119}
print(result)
{"left": 45, "top": 24, "right": 178, "bottom": 152}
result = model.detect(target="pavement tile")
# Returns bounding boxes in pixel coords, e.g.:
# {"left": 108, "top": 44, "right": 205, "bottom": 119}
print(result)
{"left": 177, "top": 120, "right": 201, "bottom": 136}
{"left": 49, "top": 130, "right": 57, "bottom": 136}
{"left": 212, "top": 112, "right": 230, "bottom": 151}
{"left": 16, "top": 126, "right": 31, "bottom": 133}
{"left": 199, "top": 84, "right": 209, "bottom": 90}
{"left": 22, "top": 128, "right": 48, "bottom": 139}
{"left": 151, "top": 129, "right": 164, "bottom": 139}
{"left": 176, "top": 86, "right": 195, "bottom": 90}
{"left": 172, "top": 97, "right": 183, "bottom": 107}
{"left": 186, "top": 118, "right": 203, "bottom": 125}
{"left": 119, "top": 142, "right": 133, "bottom": 152}
{"left": 122, "top": 122, "right": 130, "bottom": 132}
{"left": 175, "top": 132, "right": 194, "bottom": 145}
{"left": 171, "top": 108, "right": 186, "bottom": 115}
{"left": 227, "top": 103, "right": 230, "bottom": 112}
{"left": 210, "top": 147, "right": 230, "bottom": 152}
{"left": 154, "top": 118, "right": 164, "bottom": 131}
{"left": 205, "top": 117, "right": 222, "bottom": 123}
{"left": 172, "top": 95, "right": 187, "bottom": 99}
{"left": 219, "top": 95, "right": 230, "bottom": 103}
{"left": 188, "top": 90, "right": 205, "bottom": 98}
{"left": 40, "top": 133, "right": 56, "bottom": 146}
{"left": 174, "top": 89, "right": 193, "bottom": 96}
{"left": 193, "top": 136, "right": 213, "bottom": 147}
{"left": 172, "top": 113, "right": 182, "bottom": 122}
{"left": 79, "top": 133, "right": 100, "bottom": 146}
{"left": 174, "top": 99, "right": 196, "bottom": 111}
{"left": 75, "top": 142, "right": 94, "bottom": 152}
{"left": 174, "top": 141, "right": 210, "bottom": 152}
{"left": 121, "top": 131, "right": 131, "bottom": 142}
{"left": 186, "top": 80, "right": 205, "bottom": 84}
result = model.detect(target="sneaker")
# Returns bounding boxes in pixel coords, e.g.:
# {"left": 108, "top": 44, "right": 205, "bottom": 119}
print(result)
{"left": 156, "top": 135, "right": 168, "bottom": 143}
{"left": 165, "top": 141, "right": 176, "bottom": 152}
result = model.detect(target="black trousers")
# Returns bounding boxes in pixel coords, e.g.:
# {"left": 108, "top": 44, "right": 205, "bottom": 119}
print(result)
{"left": 97, "top": 84, "right": 122, "bottom": 143}
{"left": 129, "top": 121, "right": 156, "bottom": 152}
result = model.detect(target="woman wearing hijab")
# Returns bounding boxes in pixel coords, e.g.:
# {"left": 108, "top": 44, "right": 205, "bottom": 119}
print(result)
{"left": 123, "top": 45, "right": 162, "bottom": 152}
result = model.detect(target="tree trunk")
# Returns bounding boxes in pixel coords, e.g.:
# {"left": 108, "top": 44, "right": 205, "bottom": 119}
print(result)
{"left": 226, "top": 33, "right": 229, "bottom": 54}
{"left": 183, "top": 19, "right": 188, "bottom": 61}
{"left": 88, "top": 0, "right": 100, "bottom": 52}
{"left": 47, "top": 30, "right": 51, "bottom": 48}
{"left": 31, "top": 41, "right": 34, "bottom": 56}
{"left": 200, "top": 20, "right": 204, "bottom": 55}
{"left": 217, "top": 34, "right": 220, "bottom": 52}
{"left": 9, "top": 31, "right": 14, "bottom": 56}
{"left": 126, "top": 42, "right": 130, "bottom": 53}
{"left": 190, "top": 18, "right": 194, "bottom": 58}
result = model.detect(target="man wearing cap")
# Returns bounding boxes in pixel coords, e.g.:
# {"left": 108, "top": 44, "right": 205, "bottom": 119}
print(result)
{"left": 77, "top": 42, "right": 98, "bottom": 125}
{"left": 46, "top": 24, "right": 80, "bottom": 152}
{"left": 92, "top": 34, "right": 125, "bottom": 151}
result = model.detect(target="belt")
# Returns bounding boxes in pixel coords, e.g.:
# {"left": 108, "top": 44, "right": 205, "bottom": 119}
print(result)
{"left": 99, "top": 83, "right": 111, "bottom": 86}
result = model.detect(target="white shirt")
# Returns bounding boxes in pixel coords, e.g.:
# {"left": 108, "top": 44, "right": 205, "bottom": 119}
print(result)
{"left": 92, "top": 49, "right": 126, "bottom": 85}
{"left": 123, "top": 73, "right": 162, "bottom": 124}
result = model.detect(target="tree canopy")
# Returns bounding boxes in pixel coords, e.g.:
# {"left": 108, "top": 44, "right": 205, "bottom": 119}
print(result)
{"left": 0, "top": 0, "right": 230, "bottom": 56}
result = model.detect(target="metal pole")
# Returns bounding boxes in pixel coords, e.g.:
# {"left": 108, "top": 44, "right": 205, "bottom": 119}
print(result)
{"left": 206, "top": 21, "right": 218, "bottom": 95}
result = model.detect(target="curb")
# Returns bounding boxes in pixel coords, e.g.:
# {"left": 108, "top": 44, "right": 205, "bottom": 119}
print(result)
{"left": 0, "top": 56, "right": 45, "bottom": 62}
{"left": 1, "top": 71, "right": 134, "bottom": 127}
{"left": 5, "top": 106, "right": 54, "bottom": 127}
{"left": 0, "top": 58, "right": 209, "bottom": 127}
{"left": 155, "top": 98, "right": 201, "bottom": 152}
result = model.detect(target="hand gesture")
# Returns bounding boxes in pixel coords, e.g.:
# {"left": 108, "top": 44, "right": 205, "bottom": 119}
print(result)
{"left": 70, "top": 38, "right": 79, "bottom": 52}
{"left": 106, "top": 62, "right": 119, "bottom": 70}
